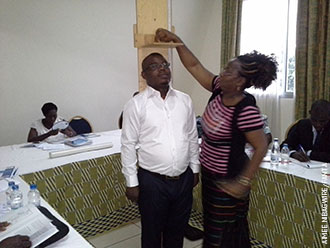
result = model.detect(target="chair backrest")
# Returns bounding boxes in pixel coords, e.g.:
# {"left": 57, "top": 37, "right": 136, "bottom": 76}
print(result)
{"left": 284, "top": 119, "right": 301, "bottom": 139}
{"left": 69, "top": 116, "right": 92, "bottom": 135}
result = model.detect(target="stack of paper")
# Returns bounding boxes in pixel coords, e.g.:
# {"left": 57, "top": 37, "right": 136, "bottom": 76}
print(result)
{"left": 0, "top": 205, "right": 58, "bottom": 247}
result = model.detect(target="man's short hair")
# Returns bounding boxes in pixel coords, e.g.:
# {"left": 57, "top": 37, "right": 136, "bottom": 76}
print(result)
{"left": 310, "top": 99, "right": 330, "bottom": 117}
{"left": 142, "top": 53, "right": 165, "bottom": 71}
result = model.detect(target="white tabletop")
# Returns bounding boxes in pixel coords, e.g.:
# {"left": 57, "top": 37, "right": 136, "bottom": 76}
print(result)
{"left": 260, "top": 155, "right": 330, "bottom": 186}
{"left": 0, "top": 130, "right": 122, "bottom": 175}
{"left": 0, "top": 176, "right": 92, "bottom": 248}
{"left": 0, "top": 130, "right": 122, "bottom": 247}
{"left": 1, "top": 129, "right": 329, "bottom": 185}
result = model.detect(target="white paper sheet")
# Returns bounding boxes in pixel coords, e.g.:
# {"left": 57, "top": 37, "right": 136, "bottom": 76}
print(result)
{"left": 0, "top": 205, "right": 58, "bottom": 247}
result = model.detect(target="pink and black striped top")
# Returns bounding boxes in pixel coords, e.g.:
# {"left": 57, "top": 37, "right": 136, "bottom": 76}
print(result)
{"left": 200, "top": 76, "right": 264, "bottom": 175}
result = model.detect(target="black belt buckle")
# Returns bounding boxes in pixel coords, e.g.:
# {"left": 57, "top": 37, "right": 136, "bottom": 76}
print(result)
{"left": 165, "top": 175, "right": 180, "bottom": 180}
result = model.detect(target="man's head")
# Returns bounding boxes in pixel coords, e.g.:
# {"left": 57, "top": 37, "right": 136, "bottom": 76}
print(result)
{"left": 141, "top": 53, "right": 171, "bottom": 92}
{"left": 309, "top": 99, "right": 330, "bottom": 132}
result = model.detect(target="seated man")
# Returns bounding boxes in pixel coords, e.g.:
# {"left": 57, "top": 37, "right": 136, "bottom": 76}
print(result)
{"left": 281, "top": 99, "right": 330, "bottom": 162}
{"left": 27, "top": 102, "right": 76, "bottom": 143}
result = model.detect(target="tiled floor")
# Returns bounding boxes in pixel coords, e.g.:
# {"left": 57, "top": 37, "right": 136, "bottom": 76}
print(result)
{"left": 87, "top": 219, "right": 202, "bottom": 248}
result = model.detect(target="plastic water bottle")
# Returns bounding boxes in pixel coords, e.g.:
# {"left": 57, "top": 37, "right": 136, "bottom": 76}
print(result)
{"left": 10, "top": 185, "right": 23, "bottom": 210}
{"left": 281, "top": 143, "right": 290, "bottom": 165}
{"left": 28, "top": 184, "right": 41, "bottom": 207}
{"left": 5, "top": 181, "right": 15, "bottom": 209}
{"left": 270, "top": 138, "right": 280, "bottom": 166}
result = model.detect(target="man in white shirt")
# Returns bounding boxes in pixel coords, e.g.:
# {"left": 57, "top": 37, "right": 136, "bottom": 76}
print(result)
{"left": 121, "top": 53, "right": 200, "bottom": 248}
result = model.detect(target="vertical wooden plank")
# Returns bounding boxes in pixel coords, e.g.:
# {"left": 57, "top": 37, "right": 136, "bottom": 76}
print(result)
{"left": 135, "top": 0, "right": 169, "bottom": 90}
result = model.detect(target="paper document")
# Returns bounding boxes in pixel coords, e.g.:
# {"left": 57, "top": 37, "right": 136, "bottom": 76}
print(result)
{"left": 34, "top": 143, "right": 66, "bottom": 151}
{"left": 0, "top": 166, "right": 16, "bottom": 179}
{"left": 0, "top": 205, "right": 58, "bottom": 247}
{"left": 292, "top": 159, "right": 327, "bottom": 169}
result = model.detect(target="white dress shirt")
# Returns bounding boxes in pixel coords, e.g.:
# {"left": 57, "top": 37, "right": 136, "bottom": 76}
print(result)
{"left": 121, "top": 86, "right": 200, "bottom": 187}
{"left": 30, "top": 117, "right": 65, "bottom": 142}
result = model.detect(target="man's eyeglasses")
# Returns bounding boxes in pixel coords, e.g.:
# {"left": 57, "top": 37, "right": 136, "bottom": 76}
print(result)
{"left": 144, "top": 62, "right": 170, "bottom": 71}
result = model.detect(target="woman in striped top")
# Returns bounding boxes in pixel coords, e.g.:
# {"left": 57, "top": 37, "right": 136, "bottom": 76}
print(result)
{"left": 156, "top": 28, "right": 278, "bottom": 248}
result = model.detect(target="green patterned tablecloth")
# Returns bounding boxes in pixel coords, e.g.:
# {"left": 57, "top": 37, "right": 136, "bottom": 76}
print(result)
{"left": 21, "top": 154, "right": 330, "bottom": 247}
{"left": 249, "top": 168, "right": 329, "bottom": 248}
{"left": 21, "top": 154, "right": 130, "bottom": 226}
{"left": 192, "top": 168, "right": 330, "bottom": 248}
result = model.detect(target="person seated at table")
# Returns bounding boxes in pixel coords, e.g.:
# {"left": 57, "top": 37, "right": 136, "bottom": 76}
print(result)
{"left": 0, "top": 222, "right": 31, "bottom": 248}
{"left": 281, "top": 99, "right": 330, "bottom": 162}
{"left": 27, "top": 102, "right": 76, "bottom": 143}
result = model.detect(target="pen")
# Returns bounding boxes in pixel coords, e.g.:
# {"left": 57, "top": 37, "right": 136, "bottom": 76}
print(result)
{"left": 298, "top": 144, "right": 306, "bottom": 155}
{"left": 12, "top": 168, "right": 18, "bottom": 178}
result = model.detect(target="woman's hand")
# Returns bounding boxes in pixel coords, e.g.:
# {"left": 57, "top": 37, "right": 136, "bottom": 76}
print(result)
{"left": 48, "top": 129, "right": 59, "bottom": 136}
{"left": 216, "top": 179, "right": 250, "bottom": 200}
{"left": 61, "top": 126, "right": 77, "bottom": 137}
{"left": 155, "top": 28, "right": 181, "bottom": 43}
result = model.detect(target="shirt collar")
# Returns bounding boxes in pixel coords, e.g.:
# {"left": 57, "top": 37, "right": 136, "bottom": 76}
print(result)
{"left": 146, "top": 85, "right": 176, "bottom": 99}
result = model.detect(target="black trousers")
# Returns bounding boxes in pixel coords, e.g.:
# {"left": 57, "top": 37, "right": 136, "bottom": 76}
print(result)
{"left": 138, "top": 167, "right": 194, "bottom": 248}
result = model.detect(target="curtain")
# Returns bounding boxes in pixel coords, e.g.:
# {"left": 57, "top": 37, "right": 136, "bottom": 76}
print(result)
{"left": 295, "top": 0, "right": 330, "bottom": 119}
{"left": 247, "top": 87, "right": 281, "bottom": 140}
{"left": 220, "top": 0, "right": 243, "bottom": 71}
{"left": 237, "top": 0, "right": 283, "bottom": 140}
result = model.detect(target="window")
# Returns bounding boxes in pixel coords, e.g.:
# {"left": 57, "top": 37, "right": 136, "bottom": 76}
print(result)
{"left": 240, "top": 0, "right": 297, "bottom": 97}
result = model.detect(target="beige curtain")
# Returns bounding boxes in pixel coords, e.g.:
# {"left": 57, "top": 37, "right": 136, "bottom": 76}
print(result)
{"left": 220, "top": 0, "right": 243, "bottom": 70}
{"left": 295, "top": 0, "right": 330, "bottom": 119}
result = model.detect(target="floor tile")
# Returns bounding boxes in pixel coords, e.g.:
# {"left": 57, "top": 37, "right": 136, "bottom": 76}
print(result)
{"left": 88, "top": 224, "right": 141, "bottom": 248}
{"left": 106, "top": 234, "right": 141, "bottom": 248}
{"left": 183, "top": 237, "right": 203, "bottom": 248}
{"left": 131, "top": 219, "right": 141, "bottom": 228}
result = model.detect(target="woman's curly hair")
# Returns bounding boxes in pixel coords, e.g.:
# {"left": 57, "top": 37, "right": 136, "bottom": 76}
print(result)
{"left": 237, "top": 50, "right": 278, "bottom": 90}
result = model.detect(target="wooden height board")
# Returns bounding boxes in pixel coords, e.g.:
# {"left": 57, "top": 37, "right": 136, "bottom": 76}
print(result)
{"left": 134, "top": 0, "right": 169, "bottom": 91}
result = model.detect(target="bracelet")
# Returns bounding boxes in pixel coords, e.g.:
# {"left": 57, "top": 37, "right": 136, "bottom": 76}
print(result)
{"left": 236, "top": 175, "right": 252, "bottom": 187}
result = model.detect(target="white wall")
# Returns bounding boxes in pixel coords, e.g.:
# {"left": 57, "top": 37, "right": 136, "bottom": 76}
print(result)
{"left": 0, "top": 0, "right": 138, "bottom": 145}
{"left": 171, "top": 0, "right": 222, "bottom": 116}
{"left": 0, "top": 0, "right": 294, "bottom": 146}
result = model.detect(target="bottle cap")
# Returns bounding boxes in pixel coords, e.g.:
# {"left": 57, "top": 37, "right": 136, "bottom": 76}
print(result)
{"left": 8, "top": 181, "right": 15, "bottom": 186}
{"left": 30, "top": 184, "right": 37, "bottom": 190}
{"left": 274, "top": 138, "right": 279, "bottom": 141}
{"left": 12, "top": 185, "right": 19, "bottom": 190}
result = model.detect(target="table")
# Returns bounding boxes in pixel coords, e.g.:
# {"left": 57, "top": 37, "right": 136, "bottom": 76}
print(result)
{"left": 6, "top": 130, "right": 138, "bottom": 239}
{"left": 0, "top": 130, "right": 123, "bottom": 246}
{"left": 192, "top": 159, "right": 330, "bottom": 248}
{"left": 1, "top": 130, "right": 329, "bottom": 247}
{"left": 249, "top": 161, "right": 330, "bottom": 248}
{"left": 0, "top": 130, "right": 122, "bottom": 175}
{"left": 1, "top": 177, "right": 93, "bottom": 248}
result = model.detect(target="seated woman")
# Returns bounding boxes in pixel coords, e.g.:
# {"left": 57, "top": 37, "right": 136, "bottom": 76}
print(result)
{"left": 27, "top": 102, "right": 76, "bottom": 143}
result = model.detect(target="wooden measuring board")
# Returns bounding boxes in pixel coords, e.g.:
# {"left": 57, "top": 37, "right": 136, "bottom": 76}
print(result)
{"left": 134, "top": 0, "right": 182, "bottom": 90}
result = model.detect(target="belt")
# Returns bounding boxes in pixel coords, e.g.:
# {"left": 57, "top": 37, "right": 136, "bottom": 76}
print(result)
{"left": 139, "top": 167, "right": 183, "bottom": 180}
